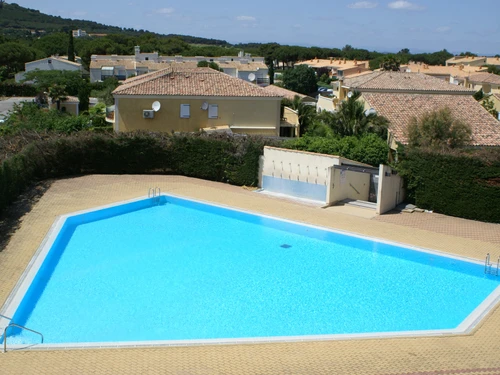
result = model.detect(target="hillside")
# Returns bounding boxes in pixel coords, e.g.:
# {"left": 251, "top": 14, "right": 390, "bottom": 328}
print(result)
{"left": 0, "top": 2, "right": 229, "bottom": 45}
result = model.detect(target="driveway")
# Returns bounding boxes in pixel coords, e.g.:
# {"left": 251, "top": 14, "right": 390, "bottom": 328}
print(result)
{"left": 0, "top": 97, "right": 36, "bottom": 118}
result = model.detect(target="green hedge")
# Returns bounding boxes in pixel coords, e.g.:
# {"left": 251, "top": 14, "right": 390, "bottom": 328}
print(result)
{"left": 0, "top": 83, "right": 38, "bottom": 97}
{"left": 0, "top": 132, "right": 278, "bottom": 213}
{"left": 397, "top": 148, "right": 500, "bottom": 223}
{"left": 281, "top": 134, "right": 390, "bottom": 166}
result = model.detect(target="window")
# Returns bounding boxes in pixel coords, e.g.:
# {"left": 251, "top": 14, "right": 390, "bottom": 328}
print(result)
{"left": 208, "top": 104, "right": 218, "bottom": 119}
{"left": 145, "top": 57, "right": 149, "bottom": 61}
{"left": 180, "top": 104, "right": 190, "bottom": 118}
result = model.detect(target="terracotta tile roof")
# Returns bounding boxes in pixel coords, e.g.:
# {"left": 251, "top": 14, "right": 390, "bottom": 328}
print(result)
{"left": 468, "top": 72, "right": 500, "bottom": 85}
{"left": 405, "top": 63, "right": 486, "bottom": 78}
{"left": 296, "top": 59, "right": 369, "bottom": 69}
{"left": 113, "top": 67, "right": 282, "bottom": 97}
{"left": 486, "top": 57, "right": 500, "bottom": 65}
{"left": 262, "top": 85, "right": 315, "bottom": 101}
{"left": 446, "top": 56, "right": 487, "bottom": 65}
{"left": 62, "top": 96, "right": 79, "bottom": 102}
{"left": 343, "top": 71, "right": 474, "bottom": 93}
{"left": 362, "top": 93, "right": 500, "bottom": 146}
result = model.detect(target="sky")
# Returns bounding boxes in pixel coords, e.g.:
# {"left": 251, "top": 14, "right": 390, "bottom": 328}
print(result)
{"left": 15, "top": 0, "right": 500, "bottom": 55}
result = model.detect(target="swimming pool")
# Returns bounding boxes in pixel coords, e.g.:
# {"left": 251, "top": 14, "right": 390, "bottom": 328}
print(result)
{"left": 1, "top": 194, "right": 499, "bottom": 349}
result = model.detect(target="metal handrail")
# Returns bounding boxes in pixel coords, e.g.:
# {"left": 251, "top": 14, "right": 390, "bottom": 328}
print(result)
{"left": 3, "top": 323, "right": 43, "bottom": 353}
{"left": 484, "top": 253, "right": 500, "bottom": 276}
{"left": 485, "top": 253, "right": 490, "bottom": 274}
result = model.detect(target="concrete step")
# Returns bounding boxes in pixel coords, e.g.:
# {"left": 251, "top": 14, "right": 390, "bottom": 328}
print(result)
{"left": 342, "top": 199, "right": 377, "bottom": 210}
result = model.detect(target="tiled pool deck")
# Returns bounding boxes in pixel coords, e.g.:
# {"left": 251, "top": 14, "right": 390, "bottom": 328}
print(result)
{"left": 0, "top": 175, "right": 499, "bottom": 375}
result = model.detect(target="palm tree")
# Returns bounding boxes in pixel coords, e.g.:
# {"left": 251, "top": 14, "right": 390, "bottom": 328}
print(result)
{"left": 331, "top": 91, "right": 389, "bottom": 138}
{"left": 287, "top": 95, "right": 316, "bottom": 136}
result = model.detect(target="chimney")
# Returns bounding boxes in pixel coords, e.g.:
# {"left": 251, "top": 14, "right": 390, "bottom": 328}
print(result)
{"left": 134, "top": 46, "right": 140, "bottom": 61}
{"left": 338, "top": 79, "right": 345, "bottom": 100}
{"left": 329, "top": 57, "right": 333, "bottom": 64}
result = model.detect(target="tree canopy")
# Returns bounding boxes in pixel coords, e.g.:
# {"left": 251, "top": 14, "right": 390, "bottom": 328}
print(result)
{"left": 407, "top": 107, "right": 472, "bottom": 149}
{"left": 282, "top": 65, "right": 317, "bottom": 95}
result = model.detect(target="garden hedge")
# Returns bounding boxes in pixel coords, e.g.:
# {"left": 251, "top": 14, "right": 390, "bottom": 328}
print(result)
{"left": 0, "top": 83, "right": 38, "bottom": 97}
{"left": 0, "top": 132, "right": 279, "bottom": 213}
{"left": 396, "top": 148, "right": 500, "bottom": 223}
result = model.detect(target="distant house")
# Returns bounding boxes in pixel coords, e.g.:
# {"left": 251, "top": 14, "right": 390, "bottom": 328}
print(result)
{"left": 89, "top": 46, "right": 269, "bottom": 85}
{"left": 72, "top": 29, "right": 87, "bottom": 38}
{"left": 15, "top": 56, "right": 83, "bottom": 82}
{"left": 339, "top": 71, "right": 500, "bottom": 148}
{"left": 295, "top": 58, "right": 371, "bottom": 79}
{"left": 446, "top": 55, "right": 500, "bottom": 69}
{"left": 464, "top": 73, "right": 500, "bottom": 95}
{"left": 403, "top": 62, "right": 486, "bottom": 85}
{"left": 49, "top": 97, "right": 99, "bottom": 115}
{"left": 111, "top": 67, "right": 282, "bottom": 136}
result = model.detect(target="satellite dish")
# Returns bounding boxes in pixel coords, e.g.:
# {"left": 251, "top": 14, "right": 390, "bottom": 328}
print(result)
{"left": 364, "top": 108, "right": 377, "bottom": 116}
{"left": 201, "top": 102, "right": 209, "bottom": 110}
{"left": 248, "top": 73, "right": 256, "bottom": 82}
{"left": 152, "top": 101, "right": 161, "bottom": 112}
{"left": 347, "top": 91, "right": 353, "bottom": 98}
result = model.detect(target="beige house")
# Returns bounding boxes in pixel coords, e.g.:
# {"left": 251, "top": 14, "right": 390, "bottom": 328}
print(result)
{"left": 480, "top": 94, "right": 500, "bottom": 121}
{"left": 339, "top": 71, "right": 500, "bottom": 148}
{"left": 49, "top": 96, "right": 80, "bottom": 115}
{"left": 112, "top": 67, "right": 282, "bottom": 136}
{"left": 90, "top": 46, "right": 268, "bottom": 84}
{"left": 446, "top": 55, "right": 500, "bottom": 68}
{"left": 295, "top": 58, "right": 370, "bottom": 79}
{"left": 464, "top": 73, "right": 500, "bottom": 94}
{"left": 403, "top": 62, "right": 486, "bottom": 85}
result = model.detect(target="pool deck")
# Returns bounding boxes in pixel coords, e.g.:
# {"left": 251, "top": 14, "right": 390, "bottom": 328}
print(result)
{"left": 1, "top": 175, "right": 499, "bottom": 375}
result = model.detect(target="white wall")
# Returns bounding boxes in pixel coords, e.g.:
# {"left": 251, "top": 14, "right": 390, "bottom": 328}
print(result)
{"left": 259, "top": 147, "right": 370, "bottom": 203}
{"left": 317, "top": 95, "right": 335, "bottom": 113}
{"left": 327, "top": 167, "right": 370, "bottom": 204}
{"left": 25, "top": 59, "right": 81, "bottom": 73}
{"left": 261, "top": 147, "right": 339, "bottom": 186}
{"left": 376, "top": 165, "right": 405, "bottom": 214}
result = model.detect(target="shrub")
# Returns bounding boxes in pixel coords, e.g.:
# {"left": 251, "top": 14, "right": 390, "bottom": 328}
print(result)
{"left": 407, "top": 107, "right": 472, "bottom": 150}
{"left": 396, "top": 147, "right": 500, "bottom": 223}
{"left": 282, "top": 134, "right": 389, "bottom": 166}
{"left": 0, "top": 132, "right": 280, "bottom": 213}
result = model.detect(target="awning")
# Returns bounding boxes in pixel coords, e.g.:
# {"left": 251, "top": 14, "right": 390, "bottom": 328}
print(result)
{"left": 101, "top": 67, "right": 114, "bottom": 71}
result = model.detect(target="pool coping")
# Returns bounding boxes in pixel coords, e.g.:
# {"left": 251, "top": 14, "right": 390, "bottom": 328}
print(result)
{"left": 1, "top": 193, "right": 500, "bottom": 351}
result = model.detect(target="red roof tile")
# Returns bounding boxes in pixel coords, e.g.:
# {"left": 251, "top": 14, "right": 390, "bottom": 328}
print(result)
{"left": 363, "top": 93, "right": 500, "bottom": 146}
{"left": 343, "top": 72, "right": 474, "bottom": 93}
{"left": 113, "top": 67, "right": 281, "bottom": 97}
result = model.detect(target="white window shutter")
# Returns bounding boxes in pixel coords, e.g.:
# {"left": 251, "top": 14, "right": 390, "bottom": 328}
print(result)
{"left": 208, "top": 104, "right": 218, "bottom": 119}
{"left": 180, "top": 104, "right": 190, "bottom": 118}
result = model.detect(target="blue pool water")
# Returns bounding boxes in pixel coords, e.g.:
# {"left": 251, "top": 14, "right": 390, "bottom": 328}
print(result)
{"left": 5, "top": 196, "right": 500, "bottom": 344}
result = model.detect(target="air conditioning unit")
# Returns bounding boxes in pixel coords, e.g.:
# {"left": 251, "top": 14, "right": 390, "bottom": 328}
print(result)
{"left": 143, "top": 110, "right": 154, "bottom": 119}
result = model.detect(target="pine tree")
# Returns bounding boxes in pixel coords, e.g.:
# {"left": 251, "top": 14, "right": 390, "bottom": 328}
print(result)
{"left": 68, "top": 30, "right": 75, "bottom": 62}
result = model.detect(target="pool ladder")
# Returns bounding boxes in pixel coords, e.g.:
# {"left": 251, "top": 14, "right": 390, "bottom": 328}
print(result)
{"left": 484, "top": 253, "right": 500, "bottom": 276}
{"left": 148, "top": 187, "right": 161, "bottom": 205}
{"left": 1, "top": 314, "right": 44, "bottom": 353}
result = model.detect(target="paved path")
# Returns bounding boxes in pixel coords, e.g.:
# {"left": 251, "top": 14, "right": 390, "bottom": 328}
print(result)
{"left": 0, "top": 97, "right": 35, "bottom": 118}
{"left": 0, "top": 175, "right": 499, "bottom": 374}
